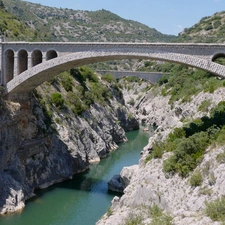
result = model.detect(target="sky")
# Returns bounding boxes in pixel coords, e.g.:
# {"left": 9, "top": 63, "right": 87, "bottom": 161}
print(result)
{"left": 26, "top": 0, "right": 225, "bottom": 36}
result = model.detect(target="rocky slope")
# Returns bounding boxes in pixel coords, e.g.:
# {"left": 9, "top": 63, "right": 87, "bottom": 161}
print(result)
{"left": 176, "top": 11, "right": 225, "bottom": 43}
{"left": 2, "top": 0, "right": 175, "bottom": 42}
{"left": 97, "top": 77, "right": 225, "bottom": 225}
{"left": 0, "top": 71, "right": 139, "bottom": 215}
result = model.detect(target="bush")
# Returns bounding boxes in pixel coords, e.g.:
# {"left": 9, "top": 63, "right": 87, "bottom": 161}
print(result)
{"left": 149, "top": 204, "right": 173, "bottom": 225}
{"left": 102, "top": 73, "right": 115, "bottom": 83}
{"left": 145, "top": 141, "right": 165, "bottom": 163}
{"left": 189, "top": 170, "right": 203, "bottom": 187}
{"left": 70, "top": 68, "right": 86, "bottom": 84}
{"left": 80, "top": 66, "right": 99, "bottom": 83}
{"left": 60, "top": 72, "right": 73, "bottom": 92}
{"left": 198, "top": 100, "right": 211, "bottom": 112}
{"left": 158, "top": 75, "right": 169, "bottom": 86}
{"left": 51, "top": 93, "right": 64, "bottom": 108}
{"left": 205, "top": 197, "right": 225, "bottom": 221}
{"left": 163, "top": 132, "right": 209, "bottom": 177}
{"left": 66, "top": 92, "right": 86, "bottom": 116}
{"left": 124, "top": 215, "right": 143, "bottom": 225}
{"left": 216, "top": 151, "right": 225, "bottom": 164}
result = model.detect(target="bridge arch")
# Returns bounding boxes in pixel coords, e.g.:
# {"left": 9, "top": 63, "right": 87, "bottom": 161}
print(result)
{"left": 211, "top": 52, "right": 225, "bottom": 62}
{"left": 32, "top": 50, "right": 42, "bottom": 67}
{"left": 4, "top": 49, "right": 14, "bottom": 83}
{"left": 18, "top": 49, "right": 28, "bottom": 75}
{"left": 46, "top": 50, "right": 58, "bottom": 60}
{"left": 6, "top": 51, "right": 225, "bottom": 95}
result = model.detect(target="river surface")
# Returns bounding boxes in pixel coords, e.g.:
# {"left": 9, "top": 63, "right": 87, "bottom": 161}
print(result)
{"left": 0, "top": 127, "right": 153, "bottom": 225}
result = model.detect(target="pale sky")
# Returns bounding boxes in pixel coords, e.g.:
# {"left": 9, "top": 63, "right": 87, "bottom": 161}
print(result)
{"left": 26, "top": 0, "right": 225, "bottom": 35}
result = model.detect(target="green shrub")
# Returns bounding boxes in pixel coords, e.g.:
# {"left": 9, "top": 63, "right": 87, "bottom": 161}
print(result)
{"left": 149, "top": 204, "right": 173, "bottom": 225}
{"left": 66, "top": 92, "right": 86, "bottom": 116}
{"left": 80, "top": 66, "right": 99, "bottom": 83}
{"left": 158, "top": 75, "right": 169, "bottom": 86}
{"left": 216, "top": 151, "right": 225, "bottom": 164}
{"left": 168, "top": 127, "right": 186, "bottom": 142}
{"left": 51, "top": 93, "right": 64, "bottom": 108}
{"left": 60, "top": 72, "right": 73, "bottom": 92}
{"left": 124, "top": 215, "right": 143, "bottom": 225}
{"left": 70, "top": 68, "right": 86, "bottom": 84}
{"left": 102, "top": 73, "right": 116, "bottom": 83}
{"left": 106, "top": 207, "right": 113, "bottom": 217}
{"left": 55, "top": 117, "right": 61, "bottom": 124}
{"left": 145, "top": 141, "right": 165, "bottom": 163}
{"left": 198, "top": 100, "right": 211, "bottom": 112}
{"left": 163, "top": 132, "right": 209, "bottom": 177}
{"left": 189, "top": 170, "right": 203, "bottom": 187}
{"left": 205, "top": 196, "right": 225, "bottom": 221}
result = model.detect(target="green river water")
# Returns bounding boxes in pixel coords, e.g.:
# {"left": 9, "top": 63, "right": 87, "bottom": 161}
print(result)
{"left": 0, "top": 127, "right": 153, "bottom": 225}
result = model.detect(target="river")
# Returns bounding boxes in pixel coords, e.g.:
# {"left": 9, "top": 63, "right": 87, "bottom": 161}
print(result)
{"left": 0, "top": 127, "right": 153, "bottom": 225}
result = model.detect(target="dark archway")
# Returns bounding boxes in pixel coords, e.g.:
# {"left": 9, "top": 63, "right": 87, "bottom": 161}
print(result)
{"left": 4, "top": 49, "right": 14, "bottom": 83}
{"left": 18, "top": 50, "right": 28, "bottom": 75}
{"left": 46, "top": 50, "right": 58, "bottom": 60}
{"left": 32, "top": 50, "right": 42, "bottom": 67}
{"left": 212, "top": 53, "right": 225, "bottom": 66}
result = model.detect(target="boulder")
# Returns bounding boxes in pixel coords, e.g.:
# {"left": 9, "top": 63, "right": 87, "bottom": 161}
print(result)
{"left": 108, "top": 175, "right": 124, "bottom": 193}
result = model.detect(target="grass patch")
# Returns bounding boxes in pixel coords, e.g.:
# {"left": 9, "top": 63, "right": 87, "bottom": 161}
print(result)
{"left": 198, "top": 99, "right": 211, "bottom": 112}
{"left": 149, "top": 204, "right": 173, "bottom": 225}
{"left": 124, "top": 215, "right": 143, "bottom": 225}
{"left": 189, "top": 170, "right": 203, "bottom": 187}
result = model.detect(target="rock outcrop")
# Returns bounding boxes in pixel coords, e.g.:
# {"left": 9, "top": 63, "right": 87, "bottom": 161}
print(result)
{"left": 0, "top": 85, "right": 138, "bottom": 215}
{"left": 97, "top": 82, "right": 225, "bottom": 225}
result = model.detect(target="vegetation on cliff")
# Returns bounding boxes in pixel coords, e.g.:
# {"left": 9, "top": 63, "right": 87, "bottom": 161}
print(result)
{"left": 0, "top": 0, "right": 37, "bottom": 41}
{"left": 176, "top": 11, "right": 225, "bottom": 43}
{"left": 2, "top": 0, "right": 175, "bottom": 42}
{"left": 33, "top": 66, "right": 123, "bottom": 129}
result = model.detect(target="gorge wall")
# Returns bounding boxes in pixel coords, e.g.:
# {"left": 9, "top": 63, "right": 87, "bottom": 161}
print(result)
{"left": 0, "top": 76, "right": 139, "bottom": 215}
{"left": 97, "top": 79, "right": 225, "bottom": 225}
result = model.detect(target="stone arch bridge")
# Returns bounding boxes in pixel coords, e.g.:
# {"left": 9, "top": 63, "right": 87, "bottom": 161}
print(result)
{"left": 1, "top": 39, "right": 225, "bottom": 96}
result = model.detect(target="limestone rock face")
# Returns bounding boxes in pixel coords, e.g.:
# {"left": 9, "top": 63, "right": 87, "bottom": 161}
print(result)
{"left": 0, "top": 93, "right": 137, "bottom": 215}
{"left": 97, "top": 86, "right": 225, "bottom": 225}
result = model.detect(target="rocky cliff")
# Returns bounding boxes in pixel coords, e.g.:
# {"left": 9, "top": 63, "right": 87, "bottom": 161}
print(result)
{"left": 0, "top": 72, "right": 139, "bottom": 215}
{"left": 97, "top": 77, "right": 225, "bottom": 225}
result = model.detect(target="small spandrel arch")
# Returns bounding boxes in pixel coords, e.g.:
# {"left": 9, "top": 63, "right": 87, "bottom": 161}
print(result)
{"left": 18, "top": 49, "right": 28, "bottom": 75}
{"left": 32, "top": 50, "right": 42, "bottom": 67}
{"left": 4, "top": 49, "right": 14, "bottom": 83}
{"left": 46, "top": 50, "right": 58, "bottom": 60}
{"left": 212, "top": 53, "right": 225, "bottom": 66}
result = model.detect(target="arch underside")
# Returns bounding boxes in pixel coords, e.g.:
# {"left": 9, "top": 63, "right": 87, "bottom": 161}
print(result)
{"left": 6, "top": 51, "right": 225, "bottom": 95}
